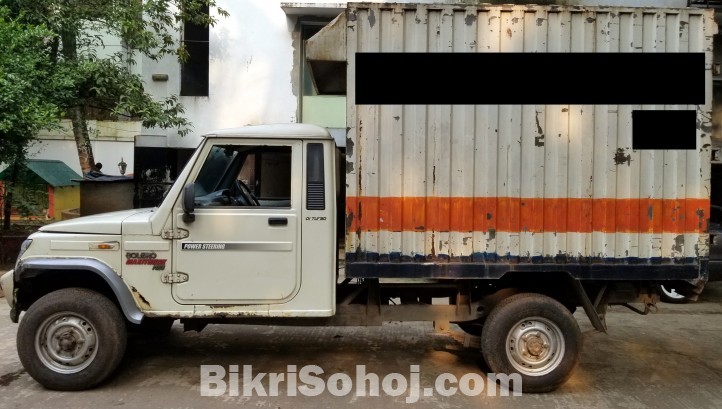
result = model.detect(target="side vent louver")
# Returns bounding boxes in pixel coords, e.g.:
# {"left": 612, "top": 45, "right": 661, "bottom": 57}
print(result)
{"left": 307, "top": 182, "right": 325, "bottom": 210}
{"left": 307, "top": 143, "right": 325, "bottom": 210}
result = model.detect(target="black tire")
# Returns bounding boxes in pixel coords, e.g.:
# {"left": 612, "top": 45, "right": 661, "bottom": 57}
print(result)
{"left": 657, "top": 285, "right": 690, "bottom": 304}
{"left": 17, "top": 288, "right": 127, "bottom": 390}
{"left": 481, "top": 293, "right": 582, "bottom": 393}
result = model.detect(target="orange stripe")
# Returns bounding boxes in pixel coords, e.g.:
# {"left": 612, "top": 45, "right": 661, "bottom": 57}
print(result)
{"left": 345, "top": 197, "right": 709, "bottom": 234}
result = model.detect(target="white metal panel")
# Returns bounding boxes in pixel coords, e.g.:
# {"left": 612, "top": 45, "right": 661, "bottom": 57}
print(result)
{"left": 345, "top": 4, "right": 713, "bottom": 264}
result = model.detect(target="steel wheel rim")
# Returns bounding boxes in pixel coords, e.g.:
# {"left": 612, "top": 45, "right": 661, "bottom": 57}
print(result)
{"left": 35, "top": 312, "right": 98, "bottom": 374}
{"left": 505, "top": 316, "right": 565, "bottom": 376}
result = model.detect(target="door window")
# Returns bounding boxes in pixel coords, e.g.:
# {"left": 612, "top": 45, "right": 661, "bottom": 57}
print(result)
{"left": 193, "top": 145, "right": 292, "bottom": 208}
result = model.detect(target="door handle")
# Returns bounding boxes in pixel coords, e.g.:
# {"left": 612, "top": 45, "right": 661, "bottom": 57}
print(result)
{"left": 268, "top": 217, "right": 288, "bottom": 226}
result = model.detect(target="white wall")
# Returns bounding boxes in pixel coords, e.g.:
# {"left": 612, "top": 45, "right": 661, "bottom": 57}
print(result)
{"left": 26, "top": 140, "right": 135, "bottom": 177}
{"left": 139, "top": 0, "right": 456, "bottom": 149}
{"left": 25, "top": 120, "right": 138, "bottom": 177}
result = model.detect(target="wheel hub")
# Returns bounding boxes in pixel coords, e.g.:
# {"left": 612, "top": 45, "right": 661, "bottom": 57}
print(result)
{"left": 524, "top": 333, "right": 546, "bottom": 357}
{"left": 506, "top": 317, "right": 565, "bottom": 376}
{"left": 58, "top": 332, "right": 78, "bottom": 352}
{"left": 36, "top": 313, "right": 98, "bottom": 374}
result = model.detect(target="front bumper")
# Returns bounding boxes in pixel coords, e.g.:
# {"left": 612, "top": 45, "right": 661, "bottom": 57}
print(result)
{"left": 0, "top": 270, "right": 17, "bottom": 323}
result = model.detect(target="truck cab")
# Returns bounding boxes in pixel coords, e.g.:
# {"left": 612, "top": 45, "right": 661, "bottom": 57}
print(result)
{"left": 4, "top": 124, "right": 339, "bottom": 320}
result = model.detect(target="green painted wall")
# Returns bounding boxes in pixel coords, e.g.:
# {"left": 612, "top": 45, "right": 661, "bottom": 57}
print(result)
{"left": 302, "top": 96, "right": 346, "bottom": 128}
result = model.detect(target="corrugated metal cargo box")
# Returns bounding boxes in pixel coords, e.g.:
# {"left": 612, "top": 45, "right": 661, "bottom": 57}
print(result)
{"left": 332, "top": 3, "right": 716, "bottom": 279}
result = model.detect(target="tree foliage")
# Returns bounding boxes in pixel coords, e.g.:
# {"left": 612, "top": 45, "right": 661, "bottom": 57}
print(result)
{"left": 0, "top": 6, "right": 65, "bottom": 229}
{"left": 2, "top": 0, "right": 228, "bottom": 173}
{"left": 0, "top": 6, "right": 62, "bottom": 164}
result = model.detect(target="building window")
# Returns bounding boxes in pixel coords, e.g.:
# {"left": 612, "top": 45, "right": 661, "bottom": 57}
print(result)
{"left": 180, "top": 4, "right": 210, "bottom": 96}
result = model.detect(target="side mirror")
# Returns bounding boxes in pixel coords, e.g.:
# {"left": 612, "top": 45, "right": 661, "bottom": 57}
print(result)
{"left": 182, "top": 183, "right": 196, "bottom": 223}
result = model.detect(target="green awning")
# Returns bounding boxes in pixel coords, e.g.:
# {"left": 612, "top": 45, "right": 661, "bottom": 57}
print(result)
{"left": 0, "top": 160, "right": 81, "bottom": 187}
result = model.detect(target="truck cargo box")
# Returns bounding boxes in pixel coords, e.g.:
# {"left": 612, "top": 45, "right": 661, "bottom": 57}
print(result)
{"left": 307, "top": 3, "right": 716, "bottom": 280}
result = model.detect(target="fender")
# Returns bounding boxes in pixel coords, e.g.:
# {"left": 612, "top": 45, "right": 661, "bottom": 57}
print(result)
{"left": 16, "top": 258, "right": 144, "bottom": 324}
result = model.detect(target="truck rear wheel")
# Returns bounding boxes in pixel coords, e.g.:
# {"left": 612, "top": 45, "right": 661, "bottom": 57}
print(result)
{"left": 17, "top": 288, "right": 127, "bottom": 390}
{"left": 480, "top": 293, "right": 581, "bottom": 393}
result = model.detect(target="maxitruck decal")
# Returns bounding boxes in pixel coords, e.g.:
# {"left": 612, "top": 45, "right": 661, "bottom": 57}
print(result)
{"left": 126, "top": 252, "right": 167, "bottom": 271}
{"left": 182, "top": 243, "right": 227, "bottom": 250}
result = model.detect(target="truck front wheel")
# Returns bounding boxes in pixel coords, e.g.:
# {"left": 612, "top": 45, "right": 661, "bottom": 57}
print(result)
{"left": 17, "top": 288, "right": 127, "bottom": 390}
{"left": 480, "top": 293, "right": 581, "bottom": 393}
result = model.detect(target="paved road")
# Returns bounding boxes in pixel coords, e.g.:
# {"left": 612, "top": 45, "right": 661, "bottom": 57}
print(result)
{"left": 1, "top": 285, "right": 722, "bottom": 409}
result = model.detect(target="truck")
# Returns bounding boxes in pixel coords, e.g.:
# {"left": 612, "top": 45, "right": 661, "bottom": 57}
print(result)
{"left": 1, "top": 3, "right": 717, "bottom": 393}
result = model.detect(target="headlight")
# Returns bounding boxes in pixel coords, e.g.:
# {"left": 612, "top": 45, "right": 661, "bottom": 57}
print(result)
{"left": 15, "top": 239, "right": 32, "bottom": 270}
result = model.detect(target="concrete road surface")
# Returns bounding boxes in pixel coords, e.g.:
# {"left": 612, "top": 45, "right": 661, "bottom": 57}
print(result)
{"left": 1, "top": 284, "right": 722, "bottom": 409}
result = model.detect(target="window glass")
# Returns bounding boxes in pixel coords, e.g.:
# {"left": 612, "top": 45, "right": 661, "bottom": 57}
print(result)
{"left": 180, "top": 4, "right": 210, "bottom": 96}
{"left": 194, "top": 145, "right": 292, "bottom": 208}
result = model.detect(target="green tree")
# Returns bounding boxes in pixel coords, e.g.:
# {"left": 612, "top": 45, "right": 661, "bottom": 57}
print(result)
{"left": 0, "top": 7, "right": 63, "bottom": 229}
{"left": 4, "top": 0, "right": 228, "bottom": 173}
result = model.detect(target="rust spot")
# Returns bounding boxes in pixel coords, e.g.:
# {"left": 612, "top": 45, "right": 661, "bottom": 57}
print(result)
{"left": 486, "top": 212, "right": 492, "bottom": 220}
{"left": 697, "top": 118, "right": 712, "bottom": 133}
{"left": 131, "top": 286, "right": 151, "bottom": 309}
{"left": 430, "top": 232, "right": 436, "bottom": 257}
{"left": 672, "top": 235, "right": 684, "bottom": 254}
{"left": 346, "top": 136, "right": 354, "bottom": 156}
{"left": 696, "top": 209, "right": 706, "bottom": 229}
{"left": 393, "top": 116, "right": 400, "bottom": 121}
{"left": 368, "top": 9, "right": 376, "bottom": 28}
{"left": 613, "top": 148, "right": 631, "bottom": 166}
{"left": 586, "top": 17, "right": 596, "bottom": 23}
{"left": 647, "top": 205, "right": 654, "bottom": 220}
{"left": 465, "top": 13, "right": 476, "bottom": 26}
{"left": 536, "top": 18, "right": 544, "bottom": 26}
{"left": 346, "top": 212, "right": 354, "bottom": 230}
{"left": 487, "top": 228, "right": 496, "bottom": 241}
{"left": 506, "top": 28, "right": 512, "bottom": 37}
{"left": 535, "top": 112, "right": 545, "bottom": 146}
{"left": 349, "top": 11, "right": 357, "bottom": 22}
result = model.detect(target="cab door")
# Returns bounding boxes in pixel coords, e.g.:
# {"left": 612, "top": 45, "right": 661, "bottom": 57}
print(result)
{"left": 171, "top": 139, "right": 302, "bottom": 304}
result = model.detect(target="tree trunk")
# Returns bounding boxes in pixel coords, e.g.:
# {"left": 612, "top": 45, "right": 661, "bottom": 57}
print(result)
{"left": 70, "top": 106, "right": 95, "bottom": 174}
{"left": 61, "top": 27, "right": 95, "bottom": 175}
